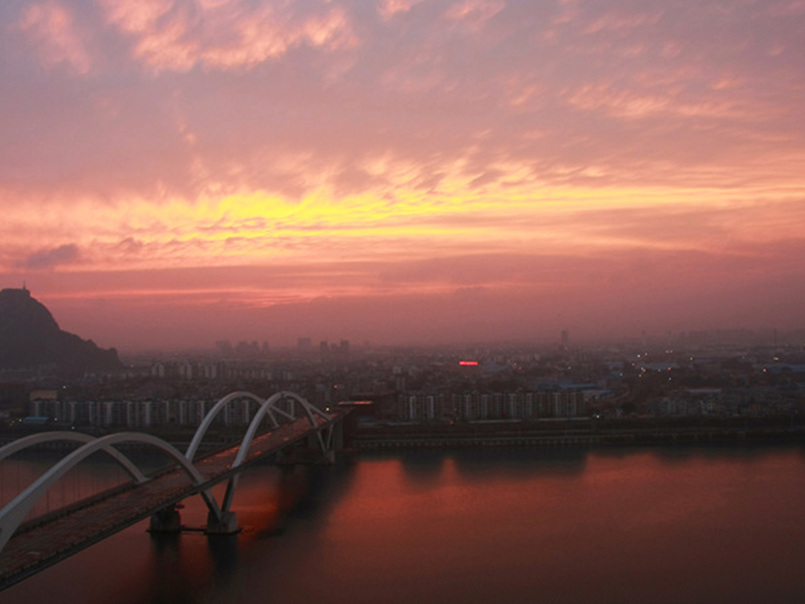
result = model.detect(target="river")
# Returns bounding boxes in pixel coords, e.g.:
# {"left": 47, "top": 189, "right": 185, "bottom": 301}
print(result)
{"left": 4, "top": 444, "right": 805, "bottom": 603}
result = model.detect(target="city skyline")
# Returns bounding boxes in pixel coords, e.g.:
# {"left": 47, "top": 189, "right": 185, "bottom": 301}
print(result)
{"left": 1, "top": 0, "right": 804, "bottom": 351}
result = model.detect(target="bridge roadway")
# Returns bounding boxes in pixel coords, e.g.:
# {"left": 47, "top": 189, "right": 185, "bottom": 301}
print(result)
{"left": 0, "top": 412, "right": 338, "bottom": 590}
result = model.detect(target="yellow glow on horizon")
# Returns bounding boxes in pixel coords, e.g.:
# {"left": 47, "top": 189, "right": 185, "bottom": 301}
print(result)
{"left": 3, "top": 166, "right": 805, "bottom": 274}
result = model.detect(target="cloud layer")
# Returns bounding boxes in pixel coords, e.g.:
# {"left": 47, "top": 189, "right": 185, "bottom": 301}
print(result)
{"left": 1, "top": 0, "right": 804, "bottom": 349}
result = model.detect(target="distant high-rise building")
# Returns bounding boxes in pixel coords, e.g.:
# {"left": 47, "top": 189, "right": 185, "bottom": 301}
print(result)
{"left": 235, "top": 340, "right": 260, "bottom": 357}
{"left": 215, "top": 340, "right": 233, "bottom": 356}
{"left": 561, "top": 329, "right": 569, "bottom": 346}
{"left": 179, "top": 361, "right": 193, "bottom": 380}
{"left": 298, "top": 337, "right": 312, "bottom": 350}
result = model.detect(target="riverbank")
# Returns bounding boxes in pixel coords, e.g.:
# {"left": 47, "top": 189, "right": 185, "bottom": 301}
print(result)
{"left": 2, "top": 417, "right": 803, "bottom": 454}
{"left": 349, "top": 417, "right": 805, "bottom": 450}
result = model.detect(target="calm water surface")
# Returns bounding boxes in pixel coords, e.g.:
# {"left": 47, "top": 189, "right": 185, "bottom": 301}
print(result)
{"left": 4, "top": 445, "right": 805, "bottom": 603}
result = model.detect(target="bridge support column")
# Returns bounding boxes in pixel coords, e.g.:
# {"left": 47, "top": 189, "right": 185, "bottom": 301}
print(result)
{"left": 205, "top": 510, "right": 240, "bottom": 535}
{"left": 149, "top": 505, "right": 182, "bottom": 533}
{"left": 320, "top": 447, "right": 336, "bottom": 465}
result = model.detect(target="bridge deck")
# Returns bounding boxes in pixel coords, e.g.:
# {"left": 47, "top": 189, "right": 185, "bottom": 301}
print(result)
{"left": 0, "top": 414, "right": 336, "bottom": 590}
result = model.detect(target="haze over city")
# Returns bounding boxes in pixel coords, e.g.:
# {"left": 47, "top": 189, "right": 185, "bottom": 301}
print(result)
{"left": 1, "top": 0, "right": 804, "bottom": 351}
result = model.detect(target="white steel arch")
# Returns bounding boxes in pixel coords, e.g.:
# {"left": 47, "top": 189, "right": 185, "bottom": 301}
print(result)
{"left": 217, "top": 391, "right": 332, "bottom": 513}
{"left": 0, "top": 431, "right": 146, "bottom": 483}
{"left": 185, "top": 391, "right": 267, "bottom": 462}
{"left": 0, "top": 432, "right": 220, "bottom": 554}
{"left": 232, "top": 391, "right": 330, "bottom": 470}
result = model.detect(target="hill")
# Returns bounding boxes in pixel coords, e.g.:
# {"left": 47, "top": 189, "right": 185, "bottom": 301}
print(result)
{"left": 0, "top": 287, "right": 120, "bottom": 373}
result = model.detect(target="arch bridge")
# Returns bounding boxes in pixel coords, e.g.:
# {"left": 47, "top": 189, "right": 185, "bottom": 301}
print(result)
{"left": 0, "top": 391, "right": 349, "bottom": 590}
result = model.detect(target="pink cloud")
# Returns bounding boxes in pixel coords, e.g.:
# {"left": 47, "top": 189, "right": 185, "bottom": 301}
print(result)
{"left": 3, "top": 0, "right": 803, "bottom": 202}
{"left": 583, "top": 11, "right": 662, "bottom": 35}
{"left": 379, "top": 0, "right": 428, "bottom": 19}
{"left": 100, "top": 0, "right": 357, "bottom": 72}
{"left": 444, "top": 0, "right": 505, "bottom": 29}
{"left": 20, "top": 244, "right": 805, "bottom": 351}
{"left": 16, "top": 1, "right": 92, "bottom": 73}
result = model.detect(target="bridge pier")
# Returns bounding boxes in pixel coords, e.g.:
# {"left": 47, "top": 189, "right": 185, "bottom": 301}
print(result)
{"left": 206, "top": 510, "right": 240, "bottom": 535}
{"left": 321, "top": 448, "right": 336, "bottom": 464}
{"left": 148, "top": 505, "right": 241, "bottom": 535}
{"left": 148, "top": 505, "right": 182, "bottom": 534}
{"left": 276, "top": 440, "right": 337, "bottom": 465}
{"left": 278, "top": 424, "right": 341, "bottom": 465}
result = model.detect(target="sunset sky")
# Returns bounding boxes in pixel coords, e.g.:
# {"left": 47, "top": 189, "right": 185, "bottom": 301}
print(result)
{"left": 2, "top": 0, "right": 804, "bottom": 351}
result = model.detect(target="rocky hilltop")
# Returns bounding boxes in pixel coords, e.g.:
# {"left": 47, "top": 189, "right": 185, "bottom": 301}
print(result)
{"left": 0, "top": 287, "right": 120, "bottom": 372}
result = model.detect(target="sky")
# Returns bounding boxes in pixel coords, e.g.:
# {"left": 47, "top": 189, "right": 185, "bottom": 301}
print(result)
{"left": 1, "top": 0, "right": 804, "bottom": 352}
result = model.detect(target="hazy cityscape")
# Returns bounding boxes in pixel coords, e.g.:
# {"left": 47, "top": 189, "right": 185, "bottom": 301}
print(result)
{"left": 3, "top": 287, "right": 804, "bottom": 454}
{"left": 5, "top": 327, "right": 805, "bottom": 433}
